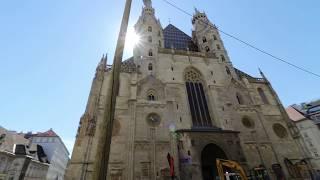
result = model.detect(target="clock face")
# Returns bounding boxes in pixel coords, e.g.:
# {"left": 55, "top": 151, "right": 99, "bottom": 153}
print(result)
{"left": 147, "top": 113, "right": 160, "bottom": 126}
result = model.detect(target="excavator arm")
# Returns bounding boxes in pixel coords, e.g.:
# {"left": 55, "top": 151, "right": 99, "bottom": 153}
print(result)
{"left": 216, "top": 159, "right": 248, "bottom": 180}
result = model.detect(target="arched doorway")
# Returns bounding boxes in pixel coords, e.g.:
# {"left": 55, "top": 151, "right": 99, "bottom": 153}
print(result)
{"left": 201, "top": 143, "right": 227, "bottom": 180}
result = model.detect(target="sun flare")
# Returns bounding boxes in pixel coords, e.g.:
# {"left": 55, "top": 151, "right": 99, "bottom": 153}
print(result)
{"left": 125, "top": 28, "right": 141, "bottom": 50}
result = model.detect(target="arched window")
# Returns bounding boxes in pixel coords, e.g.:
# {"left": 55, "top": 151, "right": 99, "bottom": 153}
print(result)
{"left": 216, "top": 44, "right": 221, "bottom": 50}
{"left": 225, "top": 66, "right": 231, "bottom": 75}
{"left": 221, "top": 55, "right": 226, "bottom": 62}
{"left": 202, "top": 37, "right": 207, "bottom": 43}
{"left": 236, "top": 93, "right": 244, "bottom": 105}
{"left": 147, "top": 90, "right": 156, "bottom": 101}
{"left": 185, "top": 68, "right": 212, "bottom": 127}
{"left": 258, "top": 88, "right": 269, "bottom": 104}
{"left": 242, "top": 116, "right": 255, "bottom": 128}
{"left": 148, "top": 63, "right": 153, "bottom": 71}
{"left": 213, "top": 35, "right": 217, "bottom": 40}
{"left": 205, "top": 46, "right": 210, "bottom": 52}
{"left": 148, "top": 26, "right": 152, "bottom": 32}
{"left": 159, "top": 40, "right": 161, "bottom": 47}
{"left": 148, "top": 49, "right": 153, "bottom": 56}
{"left": 148, "top": 36, "right": 152, "bottom": 43}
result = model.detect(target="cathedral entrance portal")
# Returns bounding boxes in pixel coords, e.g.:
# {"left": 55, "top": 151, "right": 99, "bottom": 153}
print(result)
{"left": 201, "top": 143, "right": 227, "bottom": 180}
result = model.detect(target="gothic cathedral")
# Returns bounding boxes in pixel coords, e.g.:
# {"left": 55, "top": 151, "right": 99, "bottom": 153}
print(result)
{"left": 65, "top": 1, "right": 304, "bottom": 179}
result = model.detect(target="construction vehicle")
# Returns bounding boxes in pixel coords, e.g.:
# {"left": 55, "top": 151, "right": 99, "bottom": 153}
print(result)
{"left": 216, "top": 159, "right": 248, "bottom": 180}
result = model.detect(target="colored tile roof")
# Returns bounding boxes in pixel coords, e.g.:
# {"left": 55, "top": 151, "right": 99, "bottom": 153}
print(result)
{"left": 35, "top": 129, "right": 58, "bottom": 137}
{"left": 163, "top": 24, "right": 199, "bottom": 52}
{"left": 286, "top": 106, "right": 306, "bottom": 122}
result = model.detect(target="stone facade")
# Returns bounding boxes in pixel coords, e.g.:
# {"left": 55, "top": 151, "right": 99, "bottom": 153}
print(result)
{"left": 0, "top": 151, "right": 49, "bottom": 180}
{"left": 65, "top": 1, "right": 305, "bottom": 179}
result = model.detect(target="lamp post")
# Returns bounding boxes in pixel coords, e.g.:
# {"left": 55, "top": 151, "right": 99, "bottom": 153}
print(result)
{"left": 92, "top": 0, "right": 132, "bottom": 179}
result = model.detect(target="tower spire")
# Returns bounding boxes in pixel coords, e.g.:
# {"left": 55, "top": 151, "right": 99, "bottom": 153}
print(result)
{"left": 143, "top": 0, "right": 152, "bottom": 8}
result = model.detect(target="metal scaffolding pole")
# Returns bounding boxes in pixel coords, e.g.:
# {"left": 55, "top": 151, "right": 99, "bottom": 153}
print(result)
{"left": 92, "top": 0, "right": 132, "bottom": 179}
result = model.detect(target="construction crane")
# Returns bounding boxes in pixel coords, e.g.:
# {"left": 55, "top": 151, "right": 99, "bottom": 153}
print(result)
{"left": 216, "top": 159, "right": 248, "bottom": 180}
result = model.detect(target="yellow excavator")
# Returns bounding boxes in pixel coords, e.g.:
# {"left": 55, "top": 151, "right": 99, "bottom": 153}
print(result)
{"left": 216, "top": 159, "right": 248, "bottom": 180}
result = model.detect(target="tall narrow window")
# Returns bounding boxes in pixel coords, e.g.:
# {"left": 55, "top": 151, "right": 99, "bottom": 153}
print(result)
{"left": 236, "top": 93, "right": 244, "bottom": 105}
{"left": 148, "top": 49, "right": 153, "bottom": 56}
{"left": 221, "top": 55, "right": 226, "bottom": 62}
{"left": 213, "top": 35, "right": 217, "bottom": 40}
{"left": 147, "top": 90, "right": 156, "bottom": 101}
{"left": 159, "top": 40, "right": 161, "bottom": 47}
{"left": 148, "top": 26, "right": 152, "bottom": 32}
{"left": 205, "top": 46, "right": 210, "bottom": 52}
{"left": 226, "top": 66, "right": 231, "bottom": 75}
{"left": 202, "top": 37, "right": 207, "bottom": 43}
{"left": 148, "top": 63, "right": 153, "bottom": 71}
{"left": 185, "top": 68, "right": 212, "bottom": 127}
{"left": 217, "top": 44, "right": 221, "bottom": 50}
{"left": 148, "top": 36, "right": 152, "bottom": 43}
{"left": 258, "top": 88, "right": 269, "bottom": 104}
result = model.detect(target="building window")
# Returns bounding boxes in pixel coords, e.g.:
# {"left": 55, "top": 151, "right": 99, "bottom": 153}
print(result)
{"left": 185, "top": 68, "right": 212, "bottom": 127}
{"left": 213, "top": 35, "right": 217, "bottom": 40}
{"left": 217, "top": 44, "right": 221, "bottom": 50}
{"left": 148, "top": 63, "right": 153, "bottom": 71}
{"left": 221, "top": 55, "right": 226, "bottom": 62}
{"left": 146, "top": 113, "right": 161, "bottom": 126}
{"left": 147, "top": 90, "right": 156, "bottom": 101}
{"left": 148, "top": 49, "right": 153, "bottom": 56}
{"left": 148, "top": 26, "right": 152, "bottom": 32}
{"left": 257, "top": 88, "right": 269, "bottom": 104}
{"left": 236, "top": 93, "right": 244, "bottom": 105}
{"left": 148, "top": 36, "right": 152, "bottom": 43}
{"left": 202, "top": 37, "right": 207, "bottom": 43}
{"left": 205, "top": 46, "right": 210, "bottom": 52}
{"left": 242, "top": 116, "right": 254, "bottom": 128}
{"left": 226, "top": 66, "right": 231, "bottom": 75}
{"left": 158, "top": 31, "right": 161, "bottom": 36}
{"left": 273, "top": 123, "right": 288, "bottom": 138}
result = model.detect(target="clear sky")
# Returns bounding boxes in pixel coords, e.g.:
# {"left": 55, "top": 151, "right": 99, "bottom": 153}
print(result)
{"left": 1, "top": 0, "right": 319, "bottom": 153}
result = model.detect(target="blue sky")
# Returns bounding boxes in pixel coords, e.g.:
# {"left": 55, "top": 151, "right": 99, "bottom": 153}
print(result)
{"left": 0, "top": 0, "right": 319, "bottom": 153}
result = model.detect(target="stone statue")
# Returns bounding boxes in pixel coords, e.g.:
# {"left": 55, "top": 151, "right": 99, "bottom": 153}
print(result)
{"left": 143, "top": 0, "right": 152, "bottom": 7}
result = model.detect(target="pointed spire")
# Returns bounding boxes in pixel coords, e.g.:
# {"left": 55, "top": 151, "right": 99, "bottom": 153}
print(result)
{"left": 143, "top": 0, "right": 152, "bottom": 8}
{"left": 259, "top": 68, "right": 270, "bottom": 83}
{"left": 96, "top": 54, "right": 107, "bottom": 72}
{"left": 258, "top": 68, "right": 265, "bottom": 78}
{"left": 194, "top": 7, "right": 200, "bottom": 14}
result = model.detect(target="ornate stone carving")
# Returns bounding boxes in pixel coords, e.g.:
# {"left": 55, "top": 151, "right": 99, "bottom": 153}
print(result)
{"left": 85, "top": 115, "right": 97, "bottom": 136}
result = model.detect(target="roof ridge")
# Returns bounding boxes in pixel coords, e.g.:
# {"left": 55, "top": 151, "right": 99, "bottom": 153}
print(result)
{"left": 164, "top": 24, "right": 192, "bottom": 39}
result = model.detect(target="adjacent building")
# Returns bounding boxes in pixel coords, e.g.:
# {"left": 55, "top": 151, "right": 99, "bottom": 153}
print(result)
{"left": 286, "top": 100, "right": 320, "bottom": 170}
{"left": 66, "top": 0, "right": 308, "bottom": 179}
{"left": 28, "top": 129, "right": 70, "bottom": 180}
{"left": 0, "top": 127, "right": 49, "bottom": 180}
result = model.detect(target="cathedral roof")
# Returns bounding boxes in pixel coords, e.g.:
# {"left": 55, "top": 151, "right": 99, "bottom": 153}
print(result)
{"left": 121, "top": 57, "right": 136, "bottom": 73}
{"left": 163, "top": 24, "right": 199, "bottom": 52}
{"left": 234, "top": 68, "right": 265, "bottom": 83}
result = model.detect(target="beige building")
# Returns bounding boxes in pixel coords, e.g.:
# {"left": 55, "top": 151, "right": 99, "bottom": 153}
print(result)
{"left": 0, "top": 127, "right": 49, "bottom": 180}
{"left": 65, "top": 0, "right": 307, "bottom": 179}
{"left": 286, "top": 106, "right": 320, "bottom": 170}
{"left": 0, "top": 151, "right": 49, "bottom": 180}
